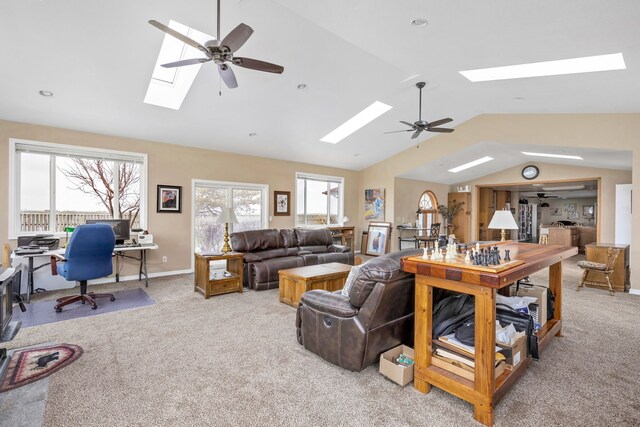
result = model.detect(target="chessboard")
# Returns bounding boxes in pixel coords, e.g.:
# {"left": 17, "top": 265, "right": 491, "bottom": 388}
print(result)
{"left": 405, "top": 253, "right": 525, "bottom": 273}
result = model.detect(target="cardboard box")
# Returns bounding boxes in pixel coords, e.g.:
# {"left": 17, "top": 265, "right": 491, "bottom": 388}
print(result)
{"left": 497, "top": 333, "right": 526, "bottom": 370}
{"left": 510, "top": 284, "right": 548, "bottom": 328}
{"left": 379, "top": 345, "right": 414, "bottom": 386}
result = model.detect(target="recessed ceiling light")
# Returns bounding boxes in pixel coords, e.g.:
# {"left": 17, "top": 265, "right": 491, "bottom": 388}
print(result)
{"left": 448, "top": 156, "right": 494, "bottom": 173}
{"left": 39, "top": 90, "right": 53, "bottom": 97}
{"left": 320, "top": 101, "right": 393, "bottom": 144}
{"left": 410, "top": 18, "right": 428, "bottom": 27}
{"left": 249, "top": 132, "right": 257, "bottom": 137}
{"left": 353, "top": 153, "right": 359, "bottom": 157}
{"left": 522, "top": 151, "right": 583, "bottom": 160}
{"left": 297, "top": 83, "right": 307, "bottom": 90}
{"left": 459, "top": 53, "right": 626, "bottom": 82}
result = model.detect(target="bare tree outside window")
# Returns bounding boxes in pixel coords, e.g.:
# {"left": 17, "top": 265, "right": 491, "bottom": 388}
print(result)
{"left": 57, "top": 158, "right": 140, "bottom": 229}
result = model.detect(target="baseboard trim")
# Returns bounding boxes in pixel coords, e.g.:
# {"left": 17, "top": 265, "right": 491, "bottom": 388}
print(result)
{"left": 629, "top": 289, "right": 640, "bottom": 296}
{"left": 90, "top": 269, "right": 193, "bottom": 285}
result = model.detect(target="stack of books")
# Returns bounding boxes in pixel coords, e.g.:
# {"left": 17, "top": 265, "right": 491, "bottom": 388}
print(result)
{"left": 431, "top": 334, "right": 506, "bottom": 381}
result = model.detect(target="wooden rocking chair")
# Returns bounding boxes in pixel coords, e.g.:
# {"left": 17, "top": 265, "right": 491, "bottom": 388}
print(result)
{"left": 576, "top": 247, "right": 620, "bottom": 296}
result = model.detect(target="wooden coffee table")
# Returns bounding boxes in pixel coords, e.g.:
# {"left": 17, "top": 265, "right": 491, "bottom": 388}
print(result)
{"left": 278, "top": 262, "right": 352, "bottom": 307}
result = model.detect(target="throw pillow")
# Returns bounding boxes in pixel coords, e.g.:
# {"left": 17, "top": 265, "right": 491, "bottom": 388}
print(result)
{"left": 341, "top": 263, "right": 364, "bottom": 297}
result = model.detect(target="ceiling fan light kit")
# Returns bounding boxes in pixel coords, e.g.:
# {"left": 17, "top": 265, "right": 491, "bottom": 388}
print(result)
{"left": 384, "top": 82, "right": 454, "bottom": 139}
{"left": 149, "top": 0, "right": 284, "bottom": 89}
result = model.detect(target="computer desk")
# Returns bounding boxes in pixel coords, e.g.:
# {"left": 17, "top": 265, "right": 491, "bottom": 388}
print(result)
{"left": 11, "top": 244, "right": 159, "bottom": 303}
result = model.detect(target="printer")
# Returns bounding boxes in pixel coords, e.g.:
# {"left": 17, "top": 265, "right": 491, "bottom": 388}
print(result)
{"left": 17, "top": 235, "right": 59, "bottom": 250}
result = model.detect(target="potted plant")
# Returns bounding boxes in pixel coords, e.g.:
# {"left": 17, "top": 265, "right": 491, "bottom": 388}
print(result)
{"left": 437, "top": 200, "right": 465, "bottom": 235}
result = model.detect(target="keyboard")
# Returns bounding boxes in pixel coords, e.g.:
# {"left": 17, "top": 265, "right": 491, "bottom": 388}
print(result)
{"left": 114, "top": 243, "right": 142, "bottom": 249}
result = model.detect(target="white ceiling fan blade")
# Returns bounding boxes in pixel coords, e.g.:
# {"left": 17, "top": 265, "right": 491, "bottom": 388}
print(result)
{"left": 221, "top": 23, "right": 253, "bottom": 53}
{"left": 218, "top": 64, "right": 238, "bottom": 88}
{"left": 161, "top": 58, "right": 211, "bottom": 68}
{"left": 149, "top": 20, "right": 211, "bottom": 57}
{"left": 233, "top": 57, "right": 284, "bottom": 74}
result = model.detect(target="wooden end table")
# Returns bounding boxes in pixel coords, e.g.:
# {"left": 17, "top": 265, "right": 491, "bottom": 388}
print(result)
{"left": 278, "top": 262, "right": 352, "bottom": 307}
{"left": 194, "top": 252, "right": 244, "bottom": 299}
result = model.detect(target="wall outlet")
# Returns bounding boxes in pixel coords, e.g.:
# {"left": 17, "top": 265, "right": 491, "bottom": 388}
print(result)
{"left": 162, "top": 256, "right": 168, "bottom": 263}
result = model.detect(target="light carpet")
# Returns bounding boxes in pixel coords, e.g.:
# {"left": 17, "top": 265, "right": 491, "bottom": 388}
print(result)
{"left": 6, "top": 256, "right": 640, "bottom": 426}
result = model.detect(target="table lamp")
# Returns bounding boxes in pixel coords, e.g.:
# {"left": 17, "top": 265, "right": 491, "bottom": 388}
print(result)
{"left": 218, "top": 207, "right": 239, "bottom": 253}
{"left": 488, "top": 210, "right": 519, "bottom": 242}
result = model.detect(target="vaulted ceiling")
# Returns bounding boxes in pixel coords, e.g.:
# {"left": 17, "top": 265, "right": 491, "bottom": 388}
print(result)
{"left": 1, "top": 1, "right": 638, "bottom": 172}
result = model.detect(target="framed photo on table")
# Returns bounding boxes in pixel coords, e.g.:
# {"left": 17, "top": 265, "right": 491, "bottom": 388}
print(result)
{"left": 364, "top": 222, "right": 392, "bottom": 257}
{"left": 157, "top": 185, "right": 182, "bottom": 213}
{"left": 274, "top": 191, "right": 290, "bottom": 216}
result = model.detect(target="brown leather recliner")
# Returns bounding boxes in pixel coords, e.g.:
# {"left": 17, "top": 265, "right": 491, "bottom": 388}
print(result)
{"left": 296, "top": 249, "right": 421, "bottom": 371}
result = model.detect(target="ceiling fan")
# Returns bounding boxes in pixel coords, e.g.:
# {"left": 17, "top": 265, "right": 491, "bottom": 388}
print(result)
{"left": 149, "top": 0, "right": 284, "bottom": 89}
{"left": 536, "top": 193, "right": 559, "bottom": 199}
{"left": 385, "top": 82, "right": 454, "bottom": 139}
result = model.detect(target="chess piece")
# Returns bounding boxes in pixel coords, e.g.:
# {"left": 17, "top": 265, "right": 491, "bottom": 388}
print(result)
{"left": 422, "top": 247, "right": 429, "bottom": 260}
{"left": 476, "top": 242, "right": 480, "bottom": 253}
{"left": 482, "top": 254, "right": 489, "bottom": 267}
{"left": 464, "top": 249, "right": 471, "bottom": 262}
{"left": 469, "top": 249, "right": 475, "bottom": 262}
{"left": 504, "top": 249, "right": 511, "bottom": 262}
{"left": 494, "top": 246, "right": 501, "bottom": 260}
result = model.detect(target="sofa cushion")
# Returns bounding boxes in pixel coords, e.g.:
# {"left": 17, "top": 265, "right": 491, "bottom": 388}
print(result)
{"left": 298, "top": 245, "right": 330, "bottom": 254}
{"left": 230, "top": 229, "right": 283, "bottom": 252}
{"left": 251, "top": 256, "right": 305, "bottom": 285}
{"left": 295, "top": 228, "right": 333, "bottom": 247}
{"left": 349, "top": 249, "right": 422, "bottom": 308}
{"left": 245, "top": 248, "right": 287, "bottom": 261}
{"left": 280, "top": 229, "right": 298, "bottom": 247}
{"left": 316, "top": 252, "right": 354, "bottom": 265}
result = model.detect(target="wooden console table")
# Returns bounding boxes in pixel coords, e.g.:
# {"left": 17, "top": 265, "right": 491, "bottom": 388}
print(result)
{"left": 402, "top": 242, "right": 577, "bottom": 426}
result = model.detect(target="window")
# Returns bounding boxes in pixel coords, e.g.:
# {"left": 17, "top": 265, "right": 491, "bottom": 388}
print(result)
{"left": 9, "top": 139, "right": 147, "bottom": 237}
{"left": 296, "top": 172, "right": 344, "bottom": 226}
{"left": 192, "top": 180, "right": 268, "bottom": 253}
{"left": 417, "top": 190, "right": 438, "bottom": 230}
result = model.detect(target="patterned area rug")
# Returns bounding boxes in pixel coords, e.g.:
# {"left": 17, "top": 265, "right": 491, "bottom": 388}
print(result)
{"left": 0, "top": 344, "right": 82, "bottom": 393}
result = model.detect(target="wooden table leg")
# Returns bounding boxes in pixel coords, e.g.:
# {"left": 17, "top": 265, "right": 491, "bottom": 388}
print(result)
{"left": 414, "top": 278, "right": 433, "bottom": 394}
{"left": 549, "top": 261, "right": 563, "bottom": 337}
{"left": 473, "top": 286, "right": 496, "bottom": 426}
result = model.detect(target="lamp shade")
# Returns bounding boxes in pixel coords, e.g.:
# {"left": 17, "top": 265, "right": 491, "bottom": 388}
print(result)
{"left": 218, "top": 207, "right": 239, "bottom": 224}
{"left": 488, "top": 210, "right": 519, "bottom": 230}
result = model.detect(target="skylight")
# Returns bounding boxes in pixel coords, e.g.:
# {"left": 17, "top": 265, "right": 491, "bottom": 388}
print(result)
{"left": 144, "top": 21, "right": 214, "bottom": 110}
{"left": 320, "top": 101, "right": 392, "bottom": 144}
{"left": 522, "top": 152, "right": 583, "bottom": 160}
{"left": 448, "top": 156, "right": 494, "bottom": 173}
{"left": 459, "top": 53, "right": 626, "bottom": 82}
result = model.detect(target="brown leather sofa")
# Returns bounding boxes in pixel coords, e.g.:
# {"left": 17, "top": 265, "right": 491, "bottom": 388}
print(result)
{"left": 230, "top": 228, "right": 354, "bottom": 291}
{"left": 296, "top": 249, "right": 421, "bottom": 371}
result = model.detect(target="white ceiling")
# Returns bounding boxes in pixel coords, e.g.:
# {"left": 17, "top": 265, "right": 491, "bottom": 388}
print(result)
{"left": 1, "top": 0, "right": 639, "bottom": 172}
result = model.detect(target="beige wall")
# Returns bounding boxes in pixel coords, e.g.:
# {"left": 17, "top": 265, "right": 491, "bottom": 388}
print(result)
{"left": 0, "top": 120, "right": 360, "bottom": 277}
{"left": 527, "top": 197, "right": 597, "bottom": 226}
{"left": 359, "top": 114, "right": 639, "bottom": 291}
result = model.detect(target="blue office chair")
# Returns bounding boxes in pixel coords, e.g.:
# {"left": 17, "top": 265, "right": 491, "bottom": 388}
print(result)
{"left": 51, "top": 224, "right": 116, "bottom": 312}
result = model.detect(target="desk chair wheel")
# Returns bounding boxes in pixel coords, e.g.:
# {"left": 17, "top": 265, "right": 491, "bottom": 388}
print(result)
{"left": 56, "top": 307, "right": 62, "bottom": 313}
{"left": 110, "top": 296, "right": 115, "bottom": 302}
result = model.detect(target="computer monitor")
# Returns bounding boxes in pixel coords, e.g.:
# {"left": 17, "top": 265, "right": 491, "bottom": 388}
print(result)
{"left": 85, "top": 219, "right": 130, "bottom": 245}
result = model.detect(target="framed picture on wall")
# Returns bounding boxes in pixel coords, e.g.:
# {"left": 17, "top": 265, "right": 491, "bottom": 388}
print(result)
{"left": 274, "top": 191, "right": 290, "bottom": 216}
{"left": 157, "top": 185, "right": 182, "bottom": 213}
{"left": 550, "top": 208, "right": 561, "bottom": 216}
{"left": 583, "top": 205, "right": 594, "bottom": 219}
{"left": 364, "top": 188, "right": 385, "bottom": 221}
{"left": 364, "top": 222, "right": 391, "bottom": 256}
